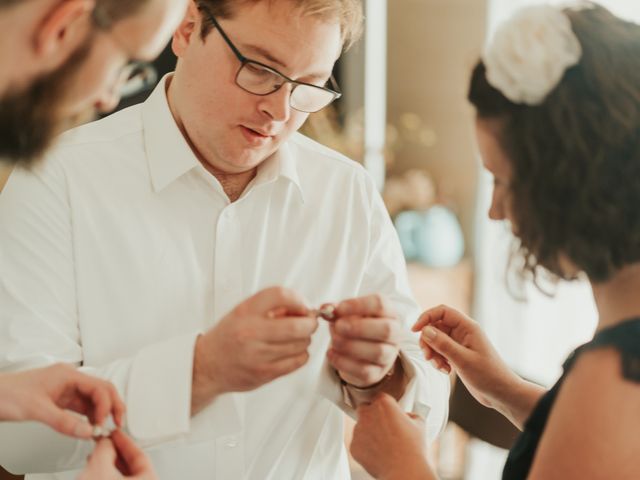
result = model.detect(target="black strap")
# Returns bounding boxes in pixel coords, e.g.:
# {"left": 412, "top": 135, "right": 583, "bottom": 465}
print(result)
{"left": 564, "top": 317, "right": 640, "bottom": 381}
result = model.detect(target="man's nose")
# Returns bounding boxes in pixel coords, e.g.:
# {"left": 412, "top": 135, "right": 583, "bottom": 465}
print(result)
{"left": 259, "top": 84, "right": 292, "bottom": 123}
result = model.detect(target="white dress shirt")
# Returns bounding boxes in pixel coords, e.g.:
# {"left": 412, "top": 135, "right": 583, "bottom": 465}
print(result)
{"left": 0, "top": 76, "right": 449, "bottom": 479}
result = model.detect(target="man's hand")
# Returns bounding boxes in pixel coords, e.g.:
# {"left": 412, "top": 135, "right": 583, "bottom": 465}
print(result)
{"left": 0, "top": 364, "right": 125, "bottom": 439}
{"left": 78, "top": 430, "right": 156, "bottom": 480}
{"left": 327, "top": 294, "right": 401, "bottom": 388}
{"left": 191, "top": 287, "right": 318, "bottom": 413}
{"left": 351, "top": 393, "right": 435, "bottom": 480}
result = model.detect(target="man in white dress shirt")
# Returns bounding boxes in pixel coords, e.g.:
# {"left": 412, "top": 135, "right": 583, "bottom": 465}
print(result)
{"left": 0, "top": 0, "right": 450, "bottom": 478}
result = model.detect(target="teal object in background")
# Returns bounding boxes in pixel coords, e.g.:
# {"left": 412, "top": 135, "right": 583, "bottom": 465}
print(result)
{"left": 394, "top": 210, "right": 423, "bottom": 261}
{"left": 394, "top": 206, "right": 465, "bottom": 267}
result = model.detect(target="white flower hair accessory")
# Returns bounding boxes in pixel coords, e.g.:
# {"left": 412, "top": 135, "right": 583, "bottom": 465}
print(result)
{"left": 482, "top": 4, "right": 583, "bottom": 106}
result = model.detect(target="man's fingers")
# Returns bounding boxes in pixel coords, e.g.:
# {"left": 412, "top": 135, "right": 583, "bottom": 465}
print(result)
{"left": 111, "top": 430, "right": 154, "bottom": 475}
{"left": 261, "top": 316, "right": 318, "bottom": 343}
{"left": 333, "top": 317, "right": 400, "bottom": 343}
{"left": 81, "top": 381, "right": 119, "bottom": 427}
{"left": 327, "top": 350, "right": 385, "bottom": 386}
{"left": 36, "top": 403, "right": 94, "bottom": 438}
{"left": 247, "top": 287, "right": 309, "bottom": 316}
{"left": 330, "top": 336, "right": 398, "bottom": 367}
{"left": 336, "top": 294, "right": 394, "bottom": 319}
{"left": 72, "top": 375, "right": 125, "bottom": 427}
{"left": 265, "top": 352, "right": 310, "bottom": 379}
{"left": 261, "top": 338, "right": 312, "bottom": 361}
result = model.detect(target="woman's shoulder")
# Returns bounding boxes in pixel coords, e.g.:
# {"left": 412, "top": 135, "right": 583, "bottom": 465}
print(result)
{"left": 526, "top": 324, "right": 640, "bottom": 479}
{"left": 569, "top": 317, "right": 640, "bottom": 382}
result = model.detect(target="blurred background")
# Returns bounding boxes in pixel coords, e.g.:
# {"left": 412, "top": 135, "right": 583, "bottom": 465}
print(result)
{"left": 1, "top": 1, "right": 640, "bottom": 479}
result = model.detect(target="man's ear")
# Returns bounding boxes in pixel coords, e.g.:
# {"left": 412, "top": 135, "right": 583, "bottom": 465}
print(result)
{"left": 172, "top": 1, "right": 201, "bottom": 58}
{"left": 34, "top": 0, "right": 95, "bottom": 70}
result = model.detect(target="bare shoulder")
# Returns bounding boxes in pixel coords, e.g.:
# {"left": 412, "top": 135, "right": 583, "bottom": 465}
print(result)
{"left": 529, "top": 347, "right": 640, "bottom": 479}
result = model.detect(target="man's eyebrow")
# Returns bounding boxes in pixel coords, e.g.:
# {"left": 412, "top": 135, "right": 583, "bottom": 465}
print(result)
{"left": 242, "top": 43, "right": 333, "bottom": 83}
{"left": 243, "top": 43, "right": 289, "bottom": 70}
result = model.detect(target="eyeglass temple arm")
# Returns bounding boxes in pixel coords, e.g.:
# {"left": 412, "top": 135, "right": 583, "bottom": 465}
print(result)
{"left": 200, "top": 6, "right": 247, "bottom": 63}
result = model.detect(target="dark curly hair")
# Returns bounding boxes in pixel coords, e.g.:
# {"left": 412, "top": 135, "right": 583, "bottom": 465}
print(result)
{"left": 469, "top": 4, "right": 640, "bottom": 283}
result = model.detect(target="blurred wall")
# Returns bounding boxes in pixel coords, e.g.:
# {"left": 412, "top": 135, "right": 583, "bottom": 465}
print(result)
{"left": 387, "top": 0, "right": 488, "bottom": 253}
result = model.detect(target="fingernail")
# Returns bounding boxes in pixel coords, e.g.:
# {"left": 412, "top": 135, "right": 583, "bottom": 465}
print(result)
{"left": 423, "top": 326, "right": 437, "bottom": 340}
{"left": 74, "top": 422, "right": 93, "bottom": 438}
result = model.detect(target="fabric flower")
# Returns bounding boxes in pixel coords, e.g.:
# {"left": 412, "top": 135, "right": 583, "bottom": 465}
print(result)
{"left": 482, "top": 5, "right": 582, "bottom": 106}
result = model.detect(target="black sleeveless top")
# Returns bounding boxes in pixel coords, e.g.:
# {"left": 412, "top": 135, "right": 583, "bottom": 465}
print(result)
{"left": 502, "top": 318, "right": 640, "bottom": 479}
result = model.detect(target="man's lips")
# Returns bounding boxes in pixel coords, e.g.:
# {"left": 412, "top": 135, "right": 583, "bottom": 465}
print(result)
{"left": 241, "top": 125, "right": 278, "bottom": 138}
{"left": 239, "top": 125, "right": 276, "bottom": 146}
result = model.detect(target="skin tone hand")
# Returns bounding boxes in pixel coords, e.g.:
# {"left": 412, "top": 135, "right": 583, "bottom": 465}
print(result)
{"left": 0, "top": 363, "right": 125, "bottom": 439}
{"left": 413, "top": 305, "right": 545, "bottom": 430}
{"left": 191, "top": 287, "right": 318, "bottom": 414}
{"left": 78, "top": 430, "right": 156, "bottom": 480}
{"left": 327, "top": 295, "right": 402, "bottom": 389}
{"left": 351, "top": 393, "right": 436, "bottom": 480}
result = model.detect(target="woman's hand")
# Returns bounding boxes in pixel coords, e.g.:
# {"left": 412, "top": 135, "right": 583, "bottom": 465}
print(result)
{"left": 413, "top": 305, "right": 545, "bottom": 429}
{"left": 0, "top": 363, "right": 125, "bottom": 438}
{"left": 351, "top": 393, "right": 436, "bottom": 480}
{"left": 78, "top": 430, "right": 156, "bottom": 479}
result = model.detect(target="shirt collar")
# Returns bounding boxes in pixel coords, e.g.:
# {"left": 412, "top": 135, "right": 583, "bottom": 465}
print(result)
{"left": 142, "top": 74, "right": 200, "bottom": 193}
{"left": 142, "top": 73, "right": 304, "bottom": 204}
{"left": 253, "top": 141, "right": 305, "bottom": 204}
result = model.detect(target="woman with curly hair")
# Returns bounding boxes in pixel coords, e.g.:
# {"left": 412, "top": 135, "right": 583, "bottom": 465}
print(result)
{"left": 351, "top": 3, "right": 640, "bottom": 479}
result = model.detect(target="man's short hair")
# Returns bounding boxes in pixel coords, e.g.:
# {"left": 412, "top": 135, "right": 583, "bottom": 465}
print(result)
{"left": 196, "top": 0, "right": 364, "bottom": 51}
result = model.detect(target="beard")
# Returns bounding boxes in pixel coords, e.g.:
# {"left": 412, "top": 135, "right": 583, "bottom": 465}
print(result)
{"left": 0, "top": 35, "right": 97, "bottom": 167}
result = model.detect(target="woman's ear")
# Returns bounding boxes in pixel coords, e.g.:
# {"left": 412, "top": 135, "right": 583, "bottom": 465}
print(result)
{"left": 34, "top": 0, "right": 95, "bottom": 70}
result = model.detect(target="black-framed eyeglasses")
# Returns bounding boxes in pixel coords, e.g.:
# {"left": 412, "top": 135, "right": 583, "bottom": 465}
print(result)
{"left": 199, "top": 5, "right": 342, "bottom": 114}
{"left": 91, "top": 5, "right": 158, "bottom": 99}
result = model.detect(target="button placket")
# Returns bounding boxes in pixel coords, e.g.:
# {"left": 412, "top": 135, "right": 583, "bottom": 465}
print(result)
{"left": 212, "top": 206, "right": 243, "bottom": 319}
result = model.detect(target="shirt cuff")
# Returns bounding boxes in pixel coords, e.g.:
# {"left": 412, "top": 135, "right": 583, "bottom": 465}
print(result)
{"left": 126, "top": 331, "right": 200, "bottom": 441}
{"left": 317, "top": 349, "right": 427, "bottom": 419}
